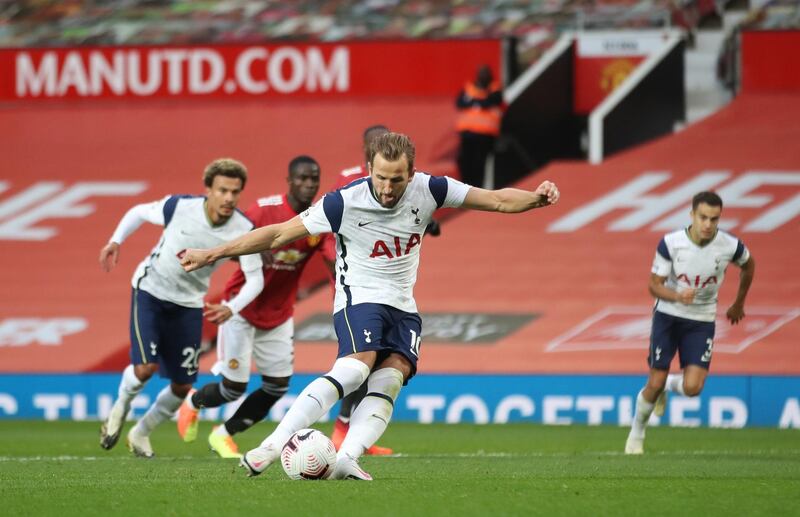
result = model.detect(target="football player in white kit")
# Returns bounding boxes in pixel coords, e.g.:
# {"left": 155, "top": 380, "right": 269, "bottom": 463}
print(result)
{"left": 99, "top": 158, "right": 264, "bottom": 458}
{"left": 625, "top": 191, "right": 755, "bottom": 454}
{"left": 180, "top": 133, "right": 560, "bottom": 479}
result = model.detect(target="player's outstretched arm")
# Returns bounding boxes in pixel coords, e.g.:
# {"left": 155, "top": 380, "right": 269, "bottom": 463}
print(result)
{"left": 461, "top": 180, "right": 559, "bottom": 213}
{"left": 99, "top": 242, "right": 120, "bottom": 272}
{"left": 727, "top": 256, "right": 755, "bottom": 324}
{"left": 100, "top": 200, "right": 165, "bottom": 272}
{"left": 180, "top": 215, "right": 310, "bottom": 272}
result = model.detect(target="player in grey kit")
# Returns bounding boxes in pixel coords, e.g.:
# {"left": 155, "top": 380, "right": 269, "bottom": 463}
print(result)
{"left": 99, "top": 159, "right": 263, "bottom": 457}
{"left": 626, "top": 191, "right": 755, "bottom": 454}
{"left": 180, "top": 133, "right": 560, "bottom": 479}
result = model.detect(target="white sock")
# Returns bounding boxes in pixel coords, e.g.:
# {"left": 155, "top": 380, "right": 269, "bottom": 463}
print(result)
{"left": 116, "top": 364, "right": 145, "bottom": 408}
{"left": 132, "top": 386, "right": 183, "bottom": 436}
{"left": 261, "top": 358, "right": 369, "bottom": 449}
{"left": 630, "top": 389, "right": 654, "bottom": 438}
{"left": 340, "top": 368, "right": 403, "bottom": 460}
{"left": 665, "top": 374, "right": 686, "bottom": 395}
{"left": 213, "top": 425, "right": 230, "bottom": 438}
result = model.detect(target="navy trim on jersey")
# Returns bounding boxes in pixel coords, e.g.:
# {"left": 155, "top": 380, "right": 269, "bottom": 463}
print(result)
{"left": 337, "top": 234, "right": 353, "bottom": 306}
{"left": 235, "top": 207, "right": 255, "bottom": 228}
{"left": 135, "top": 235, "right": 166, "bottom": 289}
{"left": 337, "top": 235, "right": 349, "bottom": 273}
{"left": 340, "top": 177, "right": 367, "bottom": 191}
{"left": 733, "top": 240, "right": 745, "bottom": 262}
{"left": 163, "top": 195, "right": 193, "bottom": 227}
{"left": 657, "top": 238, "right": 671, "bottom": 260}
{"left": 428, "top": 176, "right": 449, "bottom": 208}
{"left": 365, "top": 177, "right": 381, "bottom": 204}
{"left": 323, "top": 191, "right": 345, "bottom": 233}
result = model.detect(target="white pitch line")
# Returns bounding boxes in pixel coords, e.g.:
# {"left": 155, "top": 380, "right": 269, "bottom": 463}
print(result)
{"left": 0, "top": 455, "right": 198, "bottom": 462}
{"left": 2, "top": 450, "right": 799, "bottom": 462}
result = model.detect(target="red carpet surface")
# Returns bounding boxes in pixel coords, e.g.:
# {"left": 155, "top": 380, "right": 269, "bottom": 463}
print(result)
{"left": 0, "top": 96, "right": 458, "bottom": 372}
{"left": 2, "top": 93, "right": 798, "bottom": 375}
{"left": 397, "top": 93, "right": 800, "bottom": 375}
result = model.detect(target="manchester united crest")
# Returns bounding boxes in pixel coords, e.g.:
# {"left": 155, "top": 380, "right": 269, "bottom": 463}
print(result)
{"left": 600, "top": 59, "right": 636, "bottom": 93}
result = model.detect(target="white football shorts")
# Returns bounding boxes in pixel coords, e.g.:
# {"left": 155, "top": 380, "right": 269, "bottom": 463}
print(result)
{"left": 211, "top": 314, "right": 294, "bottom": 382}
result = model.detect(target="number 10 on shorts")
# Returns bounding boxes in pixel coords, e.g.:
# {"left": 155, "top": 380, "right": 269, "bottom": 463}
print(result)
{"left": 409, "top": 329, "right": 421, "bottom": 357}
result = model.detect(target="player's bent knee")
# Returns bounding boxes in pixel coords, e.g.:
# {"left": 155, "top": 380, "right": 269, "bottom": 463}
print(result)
{"left": 221, "top": 377, "right": 248, "bottom": 393}
{"left": 219, "top": 381, "right": 246, "bottom": 402}
{"left": 324, "top": 358, "right": 370, "bottom": 399}
{"left": 367, "top": 367, "right": 404, "bottom": 402}
{"left": 262, "top": 375, "right": 290, "bottom": 389}
{"left": 646, "top": 380, "right": 666, "bottom": 393}
{"left": 377, "top": 353, "right": 412, "bottom": 381}
{"left": 683, "top": 382, "right": 704, "bottom": 397}
{"left": 170, "top": 382, "right": 193, "bottom": 399}
{"left": 261, "top": 377, "right": 290, "bottom": 398}
{"left": 646, "top": 372, "right": 668, "bottom": 392}
{"left": 134, "top": 363, "right": 158, "bottom": 381}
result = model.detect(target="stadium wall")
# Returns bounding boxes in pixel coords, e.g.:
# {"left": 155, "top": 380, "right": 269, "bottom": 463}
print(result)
{"left": 0, "top": 373, "right": 798, "bottom": 428}
{"left": 740, "top": 30, "right": 800, "bottom": 93}
{"left": 0, "top": 40, "right": 502, "bottom": 101}
{"left": 498, "top": 36, "right": 583, "bottom": 185}
{"left": 588, "top": 32, "right": 685, "bottom": 163}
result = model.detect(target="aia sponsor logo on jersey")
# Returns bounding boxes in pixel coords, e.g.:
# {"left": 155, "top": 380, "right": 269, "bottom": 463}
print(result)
{"left": 369, "top": 234, "right": 421, "bottom": 259}
{"left": 677, "top": 274, "right": 717, "bottom": 288}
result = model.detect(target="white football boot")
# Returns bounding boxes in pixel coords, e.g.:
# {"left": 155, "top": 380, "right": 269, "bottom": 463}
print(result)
{"left": 624, "top": 431, "right": 645, "bottom": 455}
{"left": 240, "top": 444, "right": 279, "bottom": 477}
{"left": 127, "top": 428, "right": 155, "bottom": 458}
{"left": 654, "top": 390, "right": 667, "bottom": 418}
{"left": 330, "top": 453, "right": 373, "bottom": 481}
{"left": 99, "top": 400, "right": 129, "bottom": 450}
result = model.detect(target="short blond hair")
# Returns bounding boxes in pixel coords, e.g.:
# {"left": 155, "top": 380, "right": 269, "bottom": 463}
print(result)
{"left": 203, "top": 158, "right": 248, "bottom": 189}
{"left": 367, "top": 132, "right": 415, "bottom": 173}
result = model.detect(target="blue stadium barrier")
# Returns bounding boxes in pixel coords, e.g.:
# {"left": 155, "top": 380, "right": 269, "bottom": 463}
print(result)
{"left": 0, "top": 374, "right": 798, "bottom": 427}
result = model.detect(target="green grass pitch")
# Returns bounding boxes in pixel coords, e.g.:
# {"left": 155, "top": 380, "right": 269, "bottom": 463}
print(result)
{"left": 1, "top": 421, "right": 798, "bottom": 516}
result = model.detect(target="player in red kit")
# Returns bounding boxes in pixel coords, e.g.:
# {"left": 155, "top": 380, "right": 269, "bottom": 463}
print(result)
{"left": 177, "top": 155, "right": 335, "bottom": 458}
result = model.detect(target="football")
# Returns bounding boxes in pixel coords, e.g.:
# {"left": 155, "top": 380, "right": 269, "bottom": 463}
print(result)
{"left": 280, "top": 428, "right": 338, "bottom": 480}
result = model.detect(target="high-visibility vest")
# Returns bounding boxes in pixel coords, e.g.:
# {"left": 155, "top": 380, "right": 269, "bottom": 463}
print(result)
{"left": 456, "top": 81, "right": 502, "bottom": 136}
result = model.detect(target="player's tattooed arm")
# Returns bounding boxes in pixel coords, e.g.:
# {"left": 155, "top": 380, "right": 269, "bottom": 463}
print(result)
{"left": 462, "top": 180, "right": 559, "bottom": 213}
{"left": 180, "top": 215, "right": 310, "bottom": 272}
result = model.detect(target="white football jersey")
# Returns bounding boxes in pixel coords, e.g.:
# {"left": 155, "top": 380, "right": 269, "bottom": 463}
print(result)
{"left": 301, "top": 172, "right": 470, "bottom": 313}
{"left": 131, "top": 196, "right": 261, "bottom": 308}
{"left": 652, "top": 228, "right": 750, "bottom": 322}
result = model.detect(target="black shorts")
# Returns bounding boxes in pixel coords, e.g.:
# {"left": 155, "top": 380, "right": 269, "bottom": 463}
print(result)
{"left": 129, "top": 288, "right": 202, "bottom": 383}
{"left": 648, "top": 310, "right": 715, "bottom": 370}
{"left": 333, "top": 303, "right": 422, "bottom": 383}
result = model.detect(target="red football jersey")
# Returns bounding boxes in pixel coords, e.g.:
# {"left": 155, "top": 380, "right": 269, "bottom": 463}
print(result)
{"left": 225, "top": 194, "right": 334, "bottom": 330}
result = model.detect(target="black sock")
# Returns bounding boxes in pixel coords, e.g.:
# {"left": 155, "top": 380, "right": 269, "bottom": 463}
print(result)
{"left": 191, "top": 383, "right": 228, "bottom": 409}
{"left": 339, "top": 381, "right": 368, "bottom": 419}
{"left": 224, "top": 389, "right": 282, "bottom": 435}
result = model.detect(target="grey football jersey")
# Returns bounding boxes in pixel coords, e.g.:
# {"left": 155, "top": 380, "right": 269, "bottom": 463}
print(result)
{"left": 301, "top": 173, "right": 469, "bottom": 313}
{"left": 131, "top": 196, "right": 260, "bottom": 308}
